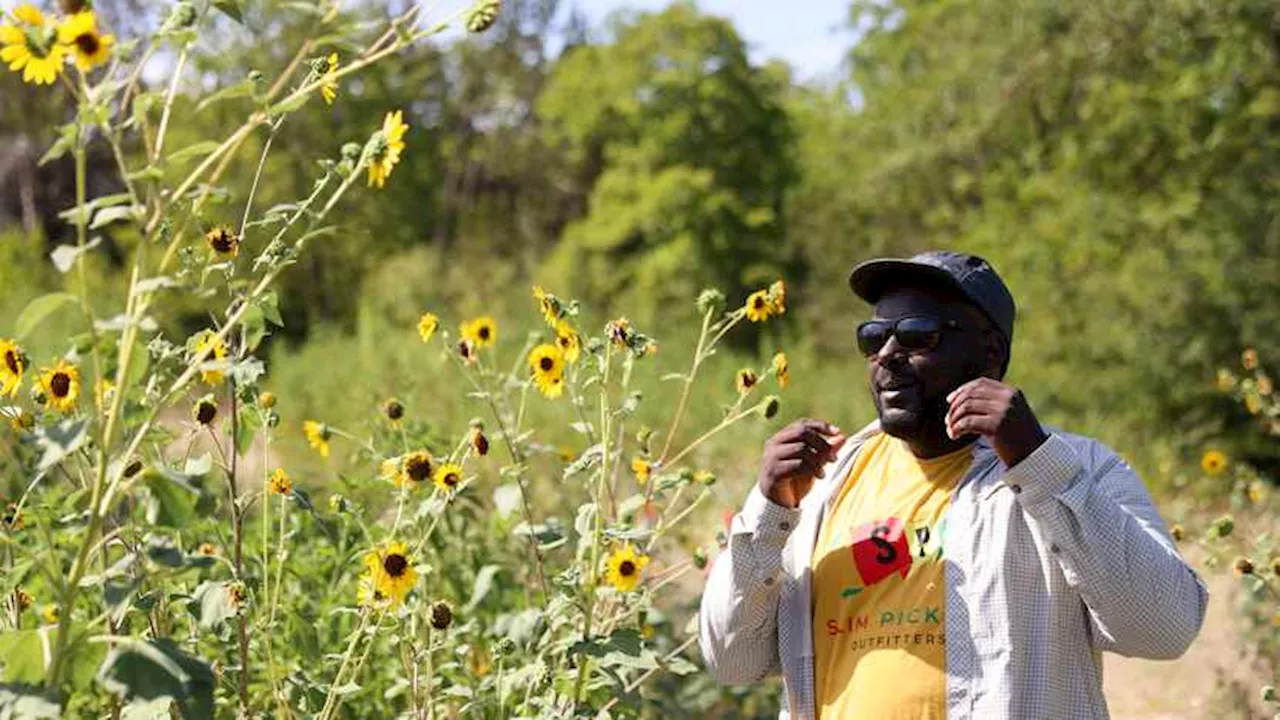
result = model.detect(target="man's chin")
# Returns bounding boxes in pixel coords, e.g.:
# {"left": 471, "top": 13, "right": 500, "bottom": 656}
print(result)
{"left": 877, "top": 409, "right": 923, "bottom": 438}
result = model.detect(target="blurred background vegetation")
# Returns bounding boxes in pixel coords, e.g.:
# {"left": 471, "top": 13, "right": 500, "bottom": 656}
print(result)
{"left": 4, "top": 0, "right": 1275, "bottom": 483}
{"left": 2, "top": 0, "right": 1277, "bottom": 715}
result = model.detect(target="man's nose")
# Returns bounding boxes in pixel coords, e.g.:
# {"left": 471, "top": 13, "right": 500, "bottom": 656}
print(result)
{"left": 875, "top": 334, "right": 908, "bottom": 366}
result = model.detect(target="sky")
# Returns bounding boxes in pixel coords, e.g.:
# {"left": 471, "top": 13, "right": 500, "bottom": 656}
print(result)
{"left": 577, "top": 0, "right": 854, "bottom": 82}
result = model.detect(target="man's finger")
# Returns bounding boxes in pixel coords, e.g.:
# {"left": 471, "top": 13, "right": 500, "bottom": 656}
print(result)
{"left": 945, "top": 398, "right": 1003, "bottom": 428}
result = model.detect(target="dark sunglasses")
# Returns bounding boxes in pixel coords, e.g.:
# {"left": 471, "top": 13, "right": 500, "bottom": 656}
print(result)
{"left": 856, "top": 316, "right": 962, "bottom": 357}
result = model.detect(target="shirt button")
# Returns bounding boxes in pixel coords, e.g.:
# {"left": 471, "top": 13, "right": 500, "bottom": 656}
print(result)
{"left": 1050, "top": 543, "right": 1060, "bottom": 554}
{"left": 763, "top": 576, "right": 775, "bottom": 586}
{"left": 1009, "top": 484, "right": 1022, "bottom": 494}
{"left": 779, "top": 520, "right": 791, "bottom": 531}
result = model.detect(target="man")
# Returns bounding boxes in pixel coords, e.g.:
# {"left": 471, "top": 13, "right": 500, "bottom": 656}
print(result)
{"left": 698, "top": 251, "right": 1207, "bottom": 719}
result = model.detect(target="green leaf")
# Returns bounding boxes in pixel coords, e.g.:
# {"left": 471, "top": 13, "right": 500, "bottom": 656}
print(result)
{"left": 142, "top": 468, "right": 202, "bottom": 528}
{"left": 662, "top": 655, "right": 698, "bottom": 675}
{"left": 0, "top": 684, "right": 61, "bottom": 718}
{"left": 35, "top": 418, "right": 90, "bottom": 471}
{"left": 144, "top": 537, "right": 185, "bottom": 568}
{"left": 89, "top": 205, "right": 143, "bottom": 230}
{"left": 13, "top": 292, "right": 76, "bottom": 339}
{"left": 194, "top": 80, "right": 255, "bottom": 113}
{"left": 38, "top": 133, "right": 75, "bottom": 167}
{"left": 257, "top": 291, "right": 284, "bottom": 327}
{"left": 464, "top": 565, "right": 501, "bottom": 612}
{"left": 56, "top": 193, "right": 133, "bottom": 223}
{"left": 0, "top": 632, "right": 44, "bottom": 684}
{"left": 189, "top": 582, "right": 238, "bottom": 630}
{"left": 166, "top": 141, "right": 223, "bottom": 165}
{"left": 50, "top": 237, "right": 102, "bottom": 273}
{"left": 97, "top": 639, "right": 214, "bottom": 720}
{"left": 211, "top": 0, "right": 244, "bottom": 23}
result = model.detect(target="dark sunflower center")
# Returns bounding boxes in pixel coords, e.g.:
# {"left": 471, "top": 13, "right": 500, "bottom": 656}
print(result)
{"left": 443, "top": 472, "right": 459, "bottom": 487}
{"left": 406, "top": 457, "right": 432, "bottom": 482}
{"left": 478, "top": 326, "right": 491, "bottom": 340}
{"left": 50, "top": 372, "right": 71, "bottom": 397}
{"left": 753, "top": 296, "right": 766, "bottom": 309}
{"left": 383, "top": 554, "right": 408, "bottom": 577}
{"left": 209, "top": 231, "right": 235, "bottom": 253}
{"left": 74, "top": 32, "right": 98, "bottom": 54}
{"left": 539, "top": 356, "right": 555, "bottom": 372}
{"left": 196, "top": 402, "right": 216, "bottom": 424}
{"left": 619, "top": 560, "right": 636, "bottom": 577}
{"left": 4, "top": 350, "right": 18, "bottom": 374}
{"left": 741, "top": 374, "right": 755, "bottom": 387}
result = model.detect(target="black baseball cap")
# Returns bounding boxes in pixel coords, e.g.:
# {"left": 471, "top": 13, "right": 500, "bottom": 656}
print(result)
{"left": 848, "top": 250, "right": 1016, "bottom": 345}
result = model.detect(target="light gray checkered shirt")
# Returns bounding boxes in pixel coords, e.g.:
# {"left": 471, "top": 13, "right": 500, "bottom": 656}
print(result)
{"left": 698, "top": 423, "right": 1208, "bottom": 719}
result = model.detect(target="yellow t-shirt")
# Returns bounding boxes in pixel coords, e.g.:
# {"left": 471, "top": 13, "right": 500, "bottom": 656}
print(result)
{"left": 811, "top": 433, "right": 973, "bottom": 720}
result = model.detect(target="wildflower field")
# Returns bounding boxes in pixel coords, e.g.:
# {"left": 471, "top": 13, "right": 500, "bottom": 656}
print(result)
{"left": 1, "top": 0, "right": 1278, "bottom": 718}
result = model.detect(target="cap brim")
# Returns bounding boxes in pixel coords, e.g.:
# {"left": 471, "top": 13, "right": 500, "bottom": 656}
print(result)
{"left": 848, "top": 259, "right": 965, "bottom": 304}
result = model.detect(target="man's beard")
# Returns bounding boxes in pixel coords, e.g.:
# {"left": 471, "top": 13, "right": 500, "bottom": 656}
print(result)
{"left": 878, "top": 390, "right": 951, "bottom": 439}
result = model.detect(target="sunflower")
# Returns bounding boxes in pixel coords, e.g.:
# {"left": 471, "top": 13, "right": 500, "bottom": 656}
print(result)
{"left": 268, "top": 468, "right": 292, "bottom": 495}
{"left": 57, "top": 10, "right": 113, "bottom": 72}
{"left": 1259, "top": 375, "right": 1273, "bottom": 396}
{"left": 1245, "top": 394, "right": 1262, "bottom": 415}
{"left": 735, "top": 368, "right": 758, "bottom": 395}
{"left": 192, "top": 394, "right": 218, "bottom": 425}
{"left": 205, "top": 226, "right": 240, "bottom": 258}
{"left": 1246, "top": 480, "right": 1266, "bottom": 504}
{"left": 631, "top": 456, "right": 651, "bottom": 485}
{"left": 604, "top": 543, "right": 650, "bottom": 593}
{"left": 320, "top": 52, "right": 339, "bottom": 105}
{"left": 607, "top": 318, "right": 633, "bottom": 348}
{"left": 767, "top": 280, "right": 787, "bottom": 315}
{"left": 197, "top": 542, "right": 218, "bottom": 556}
{"left": 0, "top": 338, "right": 27, "bottom": 398}
{"left": 304, "top": 420, "right": 331, "bottom": 458}
{"left": 192, "top": 330, "right": 227, "bottom": 385}
{"left": 772, "top": 352, "right": 789, "bottom": 389}
{"left": 532, "top": 285, "right": 560, "bottom": 325}
{"left": 383, "top": 398, "right": 405, "bottom": 423}
{"left": 1242, "top": 347, "right": 1259, "bottom": 371}
{"left": 364, "top": 541, "right": 418, "bottom": 606}
{"left": 462, "top": 316, "right": 497, "bottom": 348}
{"left": 554, "top": 319, "right": 581, "bottom": 364}
{"left": 417, "top": 312, "right": 439, "bottom": 343}
{"left": 397, "top": 450, "right": 434, "bottom": 490}
{"left": 433, "top": 462, "right": 464, "bottom": 492}
{"left": 0, "top": 5, "right": 66, "bottom": 85}
{"left": 1216, "top": 369, "right": 1237, "bottom": 392}
{"left": 457, "top": 338, "right": 477, "bottom": 365}
{"left": 744, "top": 290, "right": 771, "bottom": 322}
{"left": 528, "top": 344, "right": 565, "bottom": 398}
{"left": 40, "top": 604, "right": 58, "bottom": 625}
{"left": 1200, "top": 449, "right": 1228, "bottom": 476}
{"left": 368, "top": 109, "right": 408, "bottom": 188}
{"left": 36, "top": 360, "right": 80, "bottom": 412}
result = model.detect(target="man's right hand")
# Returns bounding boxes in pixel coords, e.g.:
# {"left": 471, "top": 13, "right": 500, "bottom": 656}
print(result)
{"left": 756, "top": 418, "right": 848, "bottom": 509}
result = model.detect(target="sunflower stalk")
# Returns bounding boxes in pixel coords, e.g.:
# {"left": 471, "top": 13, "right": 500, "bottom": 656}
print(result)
{"left": 571, "top": 341, "right": 614, "bottom": 708}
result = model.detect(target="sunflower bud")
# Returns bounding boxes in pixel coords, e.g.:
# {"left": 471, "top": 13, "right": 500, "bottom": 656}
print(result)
{"left": 123, "top": 458, "right": 143, "bottom": 478}
{"left": 258, "top": 391, "right": 276, "bottom": 408}
{"left": 492, "top": 637, "right": 516, "bottom": 655}
{"left": 247, "top": 69, "right": 264, "bottom": 85}
{"left": 693, "top": 547, "right": 708, "bottom": 570}
{"left": 694, "top": 470, "right": 717, "bottom": 487}
{"left": 1210, "top": 514, "right": 1235, "bottom": 539}
{"left": 696, "top": 288, "right": 726, "bottom": 315}
{"left": 471, "top": 428, "right": 489, "bottom": 456}
{"left": 226, "top": 582, "right": 248, "bottom": 610}
{"left": 328, "top": 493, "right": 346, "bottom": 513}
{"left": 192, "top": 394, "right": 218, "bottom": 425}
{"left": 466, "top": 0, "right": 501, "bottom": 33}
{"left": 429, "top": 600, "right": 454, "bottom": 630}
{"left": 1233, "top": 557, "right": 1255, "bottom": 576}
{"left": 761, "top": 395, "right": 781, "bottom": 419}
{"left": 1169, "top": 524, "right": 1184, "bottom": 542}
{"left": 197, "top": 542, "right": 218, "bottom": 556}
{"left": 162, "top": 2, "right": 198, "bottom": 32}
{"left": 383, "top": 398, "right": 405, "bottom": 422}
{"left": 10, "top": 587, "right": 32, "bottom": 613}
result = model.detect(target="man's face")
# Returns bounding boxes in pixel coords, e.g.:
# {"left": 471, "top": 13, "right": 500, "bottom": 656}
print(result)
{"left": 865, "top": 284, "right": 990, "bottom": 440}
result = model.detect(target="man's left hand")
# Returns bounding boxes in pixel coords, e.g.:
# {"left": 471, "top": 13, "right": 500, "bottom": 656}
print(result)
{"left": 945, "top": 378, "right": 1049, "bottom": 468}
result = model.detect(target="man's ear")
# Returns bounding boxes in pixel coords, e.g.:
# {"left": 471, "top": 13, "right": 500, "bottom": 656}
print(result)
{"left": 982, "top": 330, "right": 1008, "bottom": 380}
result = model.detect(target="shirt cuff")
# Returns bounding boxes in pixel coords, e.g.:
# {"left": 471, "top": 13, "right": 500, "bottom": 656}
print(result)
{"left": 735, "top": 485, "right": 802, "bottom": 542}
{"left": 1005, "top": 433, "right": 1084, "bottom": 510}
